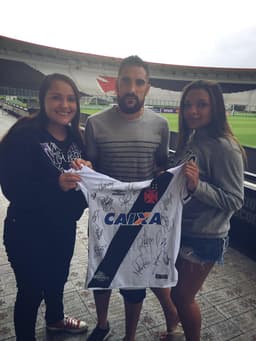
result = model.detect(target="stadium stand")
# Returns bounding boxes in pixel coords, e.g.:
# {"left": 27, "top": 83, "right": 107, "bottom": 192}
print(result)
{"left": 1, "top": 35, "right": 256, "bottom": 109}
{"left": 2, "top": 56, "right": 255, "bottom": 110}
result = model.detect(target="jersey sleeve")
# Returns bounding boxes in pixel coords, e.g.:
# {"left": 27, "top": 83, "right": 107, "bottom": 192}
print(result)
{"left": 72, "top": 166, "right": 118, "bottom": 202}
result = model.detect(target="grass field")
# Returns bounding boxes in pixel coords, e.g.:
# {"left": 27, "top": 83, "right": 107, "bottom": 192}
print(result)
{"left": 81, "top": 108, "right": 256, "bottom": 148}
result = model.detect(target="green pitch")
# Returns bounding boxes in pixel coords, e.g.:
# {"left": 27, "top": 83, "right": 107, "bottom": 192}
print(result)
{"left": 81, "top": 108, "right": 256, "bottom": 148}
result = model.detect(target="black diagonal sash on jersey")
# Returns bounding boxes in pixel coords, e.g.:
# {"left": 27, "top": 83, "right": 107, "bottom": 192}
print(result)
{"left": 88, "top": 171, "right": 174, "bottom": 288}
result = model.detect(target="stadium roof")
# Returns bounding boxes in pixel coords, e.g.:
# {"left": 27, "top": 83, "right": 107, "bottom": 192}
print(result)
{"left": 0, "top": 58, "right": 44, "bottom": 90}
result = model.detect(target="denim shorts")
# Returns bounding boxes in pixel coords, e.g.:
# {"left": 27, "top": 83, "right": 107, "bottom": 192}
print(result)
{"left": 179, "top": 235, "right": 229, "bottom": 265}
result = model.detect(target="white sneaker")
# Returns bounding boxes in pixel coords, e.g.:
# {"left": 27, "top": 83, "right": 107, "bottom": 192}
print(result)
{"left": 47, "top": 315, "right": 88, "bottom": 334}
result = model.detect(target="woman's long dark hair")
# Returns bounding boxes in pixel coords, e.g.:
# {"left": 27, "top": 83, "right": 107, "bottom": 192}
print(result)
{"left": 0, "top": 73, "right": 84, "bottom": 149}
{"left": 176, "top": 80, "right": 246, "bottom": 161}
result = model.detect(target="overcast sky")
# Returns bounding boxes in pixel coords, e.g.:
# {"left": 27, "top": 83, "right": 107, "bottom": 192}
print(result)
{"left": 1, "top": 0, "right": 256, "bottom": 68}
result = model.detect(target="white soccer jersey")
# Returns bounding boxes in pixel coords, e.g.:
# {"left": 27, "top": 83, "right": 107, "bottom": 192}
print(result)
{"left": 75, "top": 165, "right": 188, "bottom": 289}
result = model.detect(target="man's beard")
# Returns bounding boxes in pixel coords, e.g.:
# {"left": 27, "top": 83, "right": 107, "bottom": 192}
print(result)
{"left": 117, "top": 94, "right": 144, "bottom": 114}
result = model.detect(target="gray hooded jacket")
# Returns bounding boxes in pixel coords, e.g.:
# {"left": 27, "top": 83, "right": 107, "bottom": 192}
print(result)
{"left": 172, "top": 128, "right": 244, "bottom": 239}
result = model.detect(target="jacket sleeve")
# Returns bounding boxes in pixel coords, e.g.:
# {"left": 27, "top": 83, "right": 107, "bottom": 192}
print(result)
{"left": 193, "top": 142, "right": 244, "bottom": 212}
{"left": 0, "top": 129, "right": 64, "bottom": 209}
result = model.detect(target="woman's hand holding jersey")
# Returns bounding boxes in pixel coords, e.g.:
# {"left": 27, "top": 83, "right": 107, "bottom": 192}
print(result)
{"left": 59, "top": 158, "right": 93, "bottom": 192}
{"left": 71, "top": 158, "right": 93, "bottom": 170}
{"left": 183, "top": 160, "right": 199, "bottom": 194}
{"left": 58, "top": 172, "right": 82, "bottom": 192}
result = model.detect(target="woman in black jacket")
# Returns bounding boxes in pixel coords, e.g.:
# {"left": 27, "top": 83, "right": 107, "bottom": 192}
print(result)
{"left": 0, "top": 74, "right": 90, "bottom": 340}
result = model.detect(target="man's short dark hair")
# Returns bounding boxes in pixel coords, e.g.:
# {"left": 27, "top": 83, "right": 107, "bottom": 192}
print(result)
{"left": 118, "top": 55, "right": 149, "bottom": 78}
